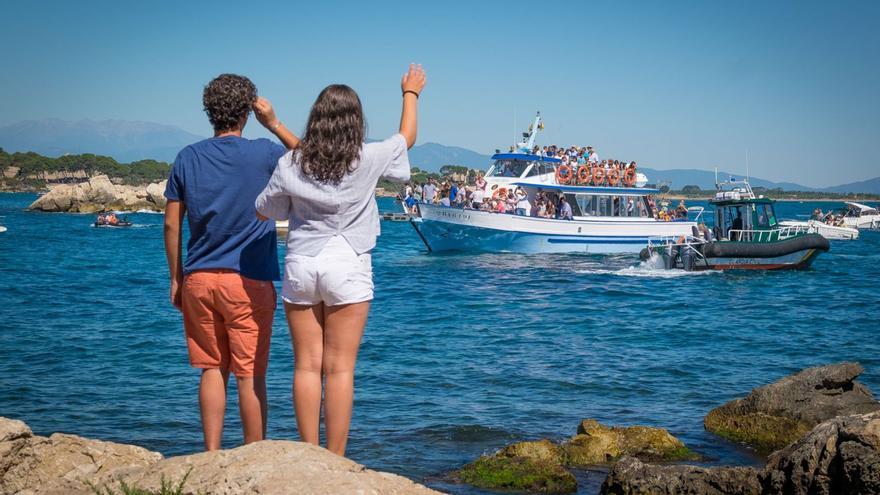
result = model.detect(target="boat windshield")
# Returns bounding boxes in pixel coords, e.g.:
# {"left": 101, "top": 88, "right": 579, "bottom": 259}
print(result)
{"left": 486, "top": 160, "right": 531, "bottom": 178}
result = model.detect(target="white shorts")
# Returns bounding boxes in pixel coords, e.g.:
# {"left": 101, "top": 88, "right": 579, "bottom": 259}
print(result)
{"left": 282, "top": 235, "right": 373, "bottom": 306}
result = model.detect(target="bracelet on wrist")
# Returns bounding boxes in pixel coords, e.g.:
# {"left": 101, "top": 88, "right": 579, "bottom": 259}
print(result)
{"left": 271, "top": 121, "right": 282, "bottom": 131}
{"left": 402, "top": 90, "right": 420, "bottom": 99}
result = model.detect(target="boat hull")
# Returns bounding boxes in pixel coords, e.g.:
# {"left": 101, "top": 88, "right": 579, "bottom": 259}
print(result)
{"left": 699, "top": 248, "right": 824, "bottom": 270}
{"left": 411, "top": 204, "right": 695, "bottom": 254}
{"left": 645, "top": 234, "right": 829, "bottom": 271}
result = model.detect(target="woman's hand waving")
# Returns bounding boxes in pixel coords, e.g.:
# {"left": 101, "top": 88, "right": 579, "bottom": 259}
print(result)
{"left": 401, "top": 63, "right": 426, "bottom": 97}
{"left": 399, "top": 64, "right": 426, "bottom": 149}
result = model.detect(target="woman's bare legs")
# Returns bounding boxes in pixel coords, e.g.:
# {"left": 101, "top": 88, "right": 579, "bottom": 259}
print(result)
{"left": 286, "top": 302, "right": 324, "bottom": 445}
{"left": 200, "top": 368, "right": 230, "bottom": 450}
{"left": 322, "top": 301, "right": 369, "bottom": 456}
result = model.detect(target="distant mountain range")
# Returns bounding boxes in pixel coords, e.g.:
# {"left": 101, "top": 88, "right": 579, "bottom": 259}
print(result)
{"left": 0, "top": 119, "right": 204, "bottom": 163}
{"left": 1, "top": 118, "right": 878, "bottom": 193}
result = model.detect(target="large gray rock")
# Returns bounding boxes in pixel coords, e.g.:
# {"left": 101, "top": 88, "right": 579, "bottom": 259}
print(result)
{"left": 0, "top": 420, "right": 161, "bottom": 495}
{"left": 0, "top": 417, "right": 441, "bottom": 495}
{"left": 704, "top": 362, "right": 880, "bottom": 453}
{"left": 600, "top": 457, "right": 761, "bottom": 495}
{"left": 760, "top": 410, "right": 880, "bottom": 495}
{"left": 111, "top": 440, "right": 440, "bottom": 495}
{"left": 145, "top": 180, "right": 168, "bottom": 208}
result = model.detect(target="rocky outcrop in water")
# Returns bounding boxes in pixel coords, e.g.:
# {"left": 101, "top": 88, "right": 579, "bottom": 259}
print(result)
{"left": 600, "top": 457, "right": 761, "bottom": 495}
{"left": 456, "top": 420, "right": 694, "bottom": 493}
{"left": 601, "top": 411, "right": 880, "bottom": 495}
{"left": 562, "top": 419, "right": 696, "bottom": 466}
{"left": 704, "top": 362, "right": 880, "bottom": 454}
{"left": 27, "top": 175, "right": 167, "bottom": 213}
{"left": 759, "top": 410, "right": 880, "bottom": 494}
{"left": 457, "top": 439, "right": 577, "bottom": 494}
{"left": 0, "top": 416, "right": 440, "bottom": 495}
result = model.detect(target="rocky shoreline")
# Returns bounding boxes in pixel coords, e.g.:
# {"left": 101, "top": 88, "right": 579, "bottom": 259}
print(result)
{"left": 18, "top": 176, "right": 397, "bottom": 212}
{"left": 2, "top": 363, "right": 878, "bottom": 494}
{"left": 26, "top": 175, "right": 168, "bottom": 213}
{"left": 451, "top": 362, "right": 880, "bottom": 494}
{"left": 0, "top": 417, "right": 441, "bottom": 495}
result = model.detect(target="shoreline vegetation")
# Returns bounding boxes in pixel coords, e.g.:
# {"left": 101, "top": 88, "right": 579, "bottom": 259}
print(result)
{"left": 2, "top": 148, "right": 878, "bottom": 202}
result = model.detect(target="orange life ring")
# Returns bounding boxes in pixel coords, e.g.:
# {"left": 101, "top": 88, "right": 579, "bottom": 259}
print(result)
{"left": 592, "top": 167, "right": 605, "bottom": 186}
{"left": 492, "top": 187, "right": 508, "bottom": 199}
{"left": 607, "top": 168, "right": 621, "bottom": 186}
{"left": 623, "top": 168, "right": 637, "bottom": 187}
{"left": 577, "top": 166, "right": 591, "bottom": 185}
{"left": 555, "top": 164, "right": 573, "bottom": 185}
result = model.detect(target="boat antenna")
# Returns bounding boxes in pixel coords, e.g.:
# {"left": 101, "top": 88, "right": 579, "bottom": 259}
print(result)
{"left": 746, "top": 149, "right": 750, "bottom": 184}
{"left": 714, "top": 167, "right": 719, "bottom": 190}
{"left": 513, "top": 111, "right": 517, "bottom": 150}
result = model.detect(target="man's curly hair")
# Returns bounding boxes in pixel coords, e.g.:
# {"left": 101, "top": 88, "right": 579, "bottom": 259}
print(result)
{"left": 203, "top": 74, "right": 257, "bottom": 132}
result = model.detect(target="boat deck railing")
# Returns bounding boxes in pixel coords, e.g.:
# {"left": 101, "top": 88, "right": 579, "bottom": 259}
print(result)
{"left": 728, "top": 225, "right": 809, "bottom": 242}
{"left": 647, "top": 235, "right": 708, "bottom": 262}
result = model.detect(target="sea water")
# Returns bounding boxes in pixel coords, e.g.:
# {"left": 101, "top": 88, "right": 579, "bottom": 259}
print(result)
{"left": 1, "top": 193, "right": 878, "bottom": 494}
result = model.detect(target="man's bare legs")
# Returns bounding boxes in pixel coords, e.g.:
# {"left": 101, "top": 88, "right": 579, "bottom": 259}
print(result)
{"left": 237, "top": 375, "right": 268, "bottom": 444}
{"left": 199, "top": 368, "right": 229, "bottom": 450}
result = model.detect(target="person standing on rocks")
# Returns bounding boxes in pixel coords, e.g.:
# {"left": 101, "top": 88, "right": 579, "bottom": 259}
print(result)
{"left": 163, "top": 74, "right": 300, "bottom": 451}
{"left": 255, "top": 64, "right": 426, "bottom": 456}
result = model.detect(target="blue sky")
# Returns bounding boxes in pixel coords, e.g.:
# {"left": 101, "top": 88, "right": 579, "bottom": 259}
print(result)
{"left": 1, "top": 0, "right": 878, "bottom": 187}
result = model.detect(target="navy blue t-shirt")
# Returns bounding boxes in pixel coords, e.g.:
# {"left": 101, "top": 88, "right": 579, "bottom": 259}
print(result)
{"left": 165, "top": 136, "right": 286, "bottom": 281}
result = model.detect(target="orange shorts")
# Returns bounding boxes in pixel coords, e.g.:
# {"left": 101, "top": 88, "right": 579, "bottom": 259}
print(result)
{"left": 182, "top": 270, "right": 276, "bottom": 377}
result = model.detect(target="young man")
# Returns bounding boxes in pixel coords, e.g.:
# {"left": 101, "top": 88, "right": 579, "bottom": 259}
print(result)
{"left": 163, "top": 74, "right": 299, "bottom": 450}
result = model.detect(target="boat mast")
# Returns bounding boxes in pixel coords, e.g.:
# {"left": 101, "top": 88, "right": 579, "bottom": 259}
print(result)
{"left": 516, "top": 112, "right": 543, "bottom": 152}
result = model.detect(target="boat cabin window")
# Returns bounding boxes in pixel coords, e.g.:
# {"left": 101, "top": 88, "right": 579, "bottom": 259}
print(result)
{"left": 716, "top": 204, "right": 750, "bottom": 239}
{"left": 574, "top": 194, "right": 649, "bottom": 217}
{"left": 755, "top": 203, "right": 777, "bottom": 228}
{"left": 526, "top": 162, "right": 553, "bottom": 177}
{"left": 487, "top": 160, "right": 531, "bottom": 178}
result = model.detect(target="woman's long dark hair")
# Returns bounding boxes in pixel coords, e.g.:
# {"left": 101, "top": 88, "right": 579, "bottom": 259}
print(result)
{"left": 297, "top": 84, "right": 366, "bottom": 185}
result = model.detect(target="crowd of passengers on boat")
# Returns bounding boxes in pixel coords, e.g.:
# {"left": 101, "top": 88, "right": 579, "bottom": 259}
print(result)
{"left": 500, "top": 144, "right": 641, "bottom": 187}
{"left": 401, "top": 144, "right": 691, "bottom": 221}
{"left": 402, "top": 181, "right": 691, "bottom": 221}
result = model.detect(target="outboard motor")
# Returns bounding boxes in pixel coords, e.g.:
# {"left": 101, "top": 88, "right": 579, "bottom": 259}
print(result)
{"left": 681, "top": 245, "right": 695, "bottom": 271}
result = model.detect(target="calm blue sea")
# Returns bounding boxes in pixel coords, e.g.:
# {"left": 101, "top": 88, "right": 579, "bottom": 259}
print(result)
{"left": 1, "top": 193, "right": 879, "bottom": 494}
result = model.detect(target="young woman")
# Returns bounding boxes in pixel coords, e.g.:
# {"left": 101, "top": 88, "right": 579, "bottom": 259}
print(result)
{"left": 255, "top": 64, "right": 426, "bottom": 456}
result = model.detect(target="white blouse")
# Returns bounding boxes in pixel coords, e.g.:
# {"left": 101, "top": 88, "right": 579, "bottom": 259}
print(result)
{"left": 256, "top": 134, "right": 410, "bottom": 256}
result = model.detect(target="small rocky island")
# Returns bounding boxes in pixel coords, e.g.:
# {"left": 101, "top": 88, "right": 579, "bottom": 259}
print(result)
{"left": 27, "top": 175, "right": 168, "bottom": 213}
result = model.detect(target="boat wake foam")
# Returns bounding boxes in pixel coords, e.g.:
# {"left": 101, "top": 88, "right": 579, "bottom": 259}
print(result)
{"left": 575, "top": 254, "right": 716, "bottom": 278}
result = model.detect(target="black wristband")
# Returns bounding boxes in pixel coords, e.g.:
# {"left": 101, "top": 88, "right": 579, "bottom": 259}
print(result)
{"left": 402, "top": 90, "right": 420, "bottom": 99}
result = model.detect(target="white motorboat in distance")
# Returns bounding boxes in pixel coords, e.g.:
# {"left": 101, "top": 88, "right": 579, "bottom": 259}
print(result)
{"left": 779, "top": 220, "right": 859, "bottom": 241}
{"left": 838, "top": 202, "right": 880, "bottom": 229}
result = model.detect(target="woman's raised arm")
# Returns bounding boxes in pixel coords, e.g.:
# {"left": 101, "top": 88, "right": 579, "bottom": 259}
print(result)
{"left": 399, "top": 64, "right": 426, "bottom": 149}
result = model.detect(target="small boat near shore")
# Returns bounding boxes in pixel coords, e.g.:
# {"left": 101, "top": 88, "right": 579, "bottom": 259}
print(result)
{"left": 643, "top": 179, "right": 830, "bottom": 271}
{"left": 93, "top": 213, "right": 132, "bottom": 228}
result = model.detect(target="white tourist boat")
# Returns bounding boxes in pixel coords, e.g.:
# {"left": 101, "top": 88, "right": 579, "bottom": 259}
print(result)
{"left": 838, "top": 202, "right": 880, "bottom": 229}
{"left": 0, "top": 226, "right": 6, "bottom": 233}
{"left": 409, "top": 114, "right": 699, "bottom": 254}
{"left": 778, "top": 220, "right": 859, "bottom": 241}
